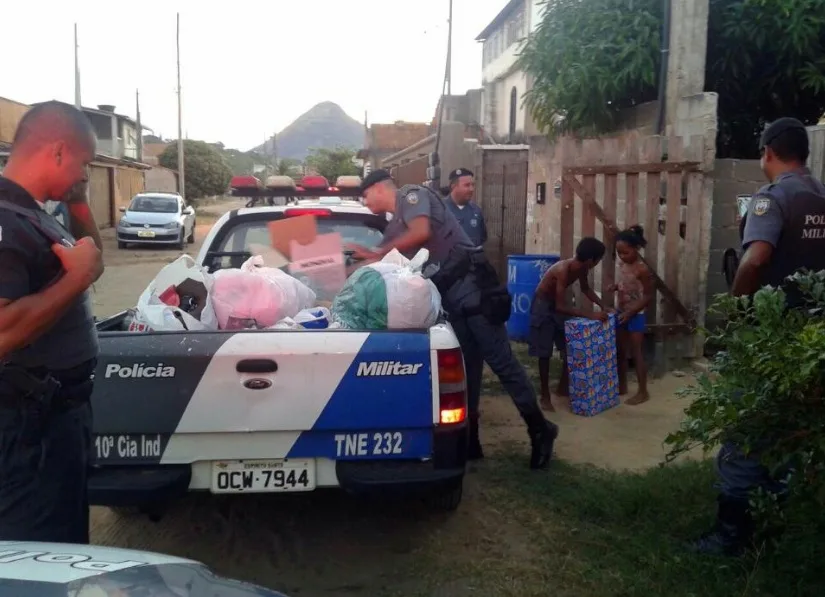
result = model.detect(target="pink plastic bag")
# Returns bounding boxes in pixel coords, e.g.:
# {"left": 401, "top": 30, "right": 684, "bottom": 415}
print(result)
{"left": 209, "top": 257, "right": 316, "bottom": 330}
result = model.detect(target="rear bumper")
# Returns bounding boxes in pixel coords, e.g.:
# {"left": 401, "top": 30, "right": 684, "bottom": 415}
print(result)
{"left": 88, "top": 425, "right": 467, "bottom": 508}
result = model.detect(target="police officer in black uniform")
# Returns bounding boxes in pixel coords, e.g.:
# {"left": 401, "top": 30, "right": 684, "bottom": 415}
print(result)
{"left": 691, "top": 117, "right": 825, "bottom": 556}
{"left": 445, "top": 168, "right": 487, "bottom": 247}
{"left": 0, "top": 101, "right": 104, "bottom": 543}
{"left": 350, "top": 169, "right": 558, "bottom": 469}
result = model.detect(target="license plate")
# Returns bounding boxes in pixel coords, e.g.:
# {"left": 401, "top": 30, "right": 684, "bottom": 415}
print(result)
{"left": 210, "top": 459, "right": 315, "bottom": 494}
{"left": 137, "top": 230, "right": 156, "bottom": 238}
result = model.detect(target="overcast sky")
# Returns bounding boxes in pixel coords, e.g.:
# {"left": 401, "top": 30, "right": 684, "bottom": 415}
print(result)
{"left": 2, "top": 0, "right": 505, "bottom": 150}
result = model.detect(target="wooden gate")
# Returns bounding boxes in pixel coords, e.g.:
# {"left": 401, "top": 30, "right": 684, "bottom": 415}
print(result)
{"left": 479, "top": 151, "right": 528, "bottom": 280}
{"left": 560, "top": 135, "right": 708, "bottom": 360}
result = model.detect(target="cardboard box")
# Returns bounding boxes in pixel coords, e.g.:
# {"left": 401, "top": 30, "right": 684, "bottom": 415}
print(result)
{"left": 564, "top": 314, "right": 620, "bottom": 416}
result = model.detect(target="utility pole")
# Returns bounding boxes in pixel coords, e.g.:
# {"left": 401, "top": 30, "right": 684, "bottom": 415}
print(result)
{"left": 446, "top": 0, "right": 453, "bottom": 96}
{"left": 176, "top": 12, "right": 186, "bottom": 200}
{"left": 135, "top": 89, "right": 143, "bottom": 162}
{"left": 74, "top": 23, "right": 82, "bottom": 108}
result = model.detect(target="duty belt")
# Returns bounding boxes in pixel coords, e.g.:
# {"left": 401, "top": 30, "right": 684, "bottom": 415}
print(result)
{"left": 0, "top": 361, "right": 94, "bottom": 411}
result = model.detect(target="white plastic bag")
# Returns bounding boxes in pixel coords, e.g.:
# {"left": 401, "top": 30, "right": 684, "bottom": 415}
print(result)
{"left": 132, "top": 255, "right": 217, "bottom": 332}
{"left": 332, "top": 249, "right": 441, "bottom": 330}
{"left": 208, "top": 256, "right": 316, "bottom": 330}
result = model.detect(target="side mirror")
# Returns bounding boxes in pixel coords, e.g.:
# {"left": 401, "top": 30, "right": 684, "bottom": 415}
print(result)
{"left": 184, "top": 206, "right": 194, "bottom": 215}
{"left": 119, "top": 206, "right": 126, "bottom": 213}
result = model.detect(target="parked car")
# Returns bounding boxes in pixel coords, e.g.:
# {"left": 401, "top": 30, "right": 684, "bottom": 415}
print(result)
{"left": 117, "top": 192, "right": 196, "bottom": 250}
{"left": 0, "top": 541, "right": 288, "bottom": 596}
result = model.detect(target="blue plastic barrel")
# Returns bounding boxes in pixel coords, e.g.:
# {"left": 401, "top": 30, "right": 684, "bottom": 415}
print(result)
{"left": 506, "top": 254, "right": 561, "bottom": 341}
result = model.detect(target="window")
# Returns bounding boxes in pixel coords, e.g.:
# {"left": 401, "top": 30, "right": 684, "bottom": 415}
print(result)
{"left": 128, "top": 195, "right": 179, "bottom": 213}
{"left": 509, "top": 86, "right": 518, "bottom": 137}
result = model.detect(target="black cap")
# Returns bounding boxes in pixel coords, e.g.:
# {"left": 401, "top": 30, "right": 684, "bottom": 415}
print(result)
{"left": 360, "top": 169, "right": 393, "bottom": 194}
{"left": 760, "top": 117, "right": 807, "bottom": 150}
{"left": 448, "top": 167, "right": 474, "bottom": 182}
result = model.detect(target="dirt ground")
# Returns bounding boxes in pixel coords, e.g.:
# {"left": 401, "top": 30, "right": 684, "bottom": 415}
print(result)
{"left": 89, "top": 199, "right": 698, "bottom": 595}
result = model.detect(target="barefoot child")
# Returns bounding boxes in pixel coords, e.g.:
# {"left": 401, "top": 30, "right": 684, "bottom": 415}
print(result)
{"left": 528, "top": 237, "right": 609, "bottom": 411}
{"left": 609, "top": 225, "right": 654, "bottom": 405}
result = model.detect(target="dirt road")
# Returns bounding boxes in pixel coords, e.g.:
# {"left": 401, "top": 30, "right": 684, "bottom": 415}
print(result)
{"left": 89, "top": 200, "right": 696, "bottom": 595}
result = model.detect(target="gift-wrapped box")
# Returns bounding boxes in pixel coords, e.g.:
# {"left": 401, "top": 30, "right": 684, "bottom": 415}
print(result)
{"left": 564, "top": 314, "right": 620, "bottom": 416}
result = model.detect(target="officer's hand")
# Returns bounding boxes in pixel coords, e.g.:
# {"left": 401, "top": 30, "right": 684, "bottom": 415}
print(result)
{"left": 346, "top": 243, "right": 379, "bottom": 261}
{"left": 52, "top": 237, "right": 103, "bottom": 287}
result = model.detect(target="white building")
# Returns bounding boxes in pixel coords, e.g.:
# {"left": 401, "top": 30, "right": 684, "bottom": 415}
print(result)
{"left": 476, "top": 0, "right": 544, "bottom": 142}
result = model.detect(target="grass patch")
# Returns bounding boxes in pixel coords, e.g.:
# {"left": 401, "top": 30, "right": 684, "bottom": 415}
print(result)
{"left": 417, "top": 454, "right": 825, "bottom": 597}
{"left": 482, "top": 343, "right": 562, "bottom": 394}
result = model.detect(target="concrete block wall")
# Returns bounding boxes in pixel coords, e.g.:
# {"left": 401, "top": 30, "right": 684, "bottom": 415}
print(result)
{"left": 706, "top": 159, "right": 763, "bottom": 322}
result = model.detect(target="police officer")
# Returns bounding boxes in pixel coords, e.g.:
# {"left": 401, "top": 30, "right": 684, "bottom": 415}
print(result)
{"left": 445, "top": 168, "right": 487, "bottom": 247}
{"left": 0, "top": 101, "right": 104, "bottom": 543}
{"left": 691, "top": 117, "right": 825, "bottom": 556}
{"left": 349, "top": 169, "right": 558, "bottom": 469}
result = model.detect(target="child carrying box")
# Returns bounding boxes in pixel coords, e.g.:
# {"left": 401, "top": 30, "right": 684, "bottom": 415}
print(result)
{"left": 528, "top": 237, "right": 609, "bottom": 411}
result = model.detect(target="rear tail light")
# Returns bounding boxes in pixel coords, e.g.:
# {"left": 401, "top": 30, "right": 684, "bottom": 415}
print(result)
{"left": 283, "top": 208, "right": 332, "bottom": 217}
{"left": 437, "top": 347, "right": 467, "bottom": 425}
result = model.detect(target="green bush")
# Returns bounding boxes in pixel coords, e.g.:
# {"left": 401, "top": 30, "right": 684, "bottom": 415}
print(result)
{"left": 159, "top": 140, "right": 233, "bottom": 201}
{"left": 666, "top": 271, "right": 825, "bottom": 526}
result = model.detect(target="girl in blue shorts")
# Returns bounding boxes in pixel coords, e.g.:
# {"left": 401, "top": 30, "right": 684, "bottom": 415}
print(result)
{"left": 608, "top": 225, "right": 654, "bottom": 405}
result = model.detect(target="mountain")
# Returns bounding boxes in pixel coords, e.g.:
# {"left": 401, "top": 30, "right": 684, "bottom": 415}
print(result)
{"left": 252, "top": 102, "right": 363, "bottom": 161}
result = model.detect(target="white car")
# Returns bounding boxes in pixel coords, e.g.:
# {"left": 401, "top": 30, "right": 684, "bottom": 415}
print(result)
{"left": 117, "top": 193, "right": 196, "bottom": 250}
{"left": 0, "top": 541, "right": 288, "bottom": 596}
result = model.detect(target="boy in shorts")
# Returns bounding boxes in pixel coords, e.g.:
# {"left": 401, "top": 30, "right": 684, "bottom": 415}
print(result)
{"left": 528, "top": 237, "right": 609, "bottom": 411}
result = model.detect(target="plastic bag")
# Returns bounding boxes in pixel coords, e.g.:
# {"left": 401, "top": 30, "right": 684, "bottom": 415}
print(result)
{"left": 132, "top": 255, "right": 217, "bottom": 332}
{"left": 208, "top": 256, "right": 316, "bottom": 330}
{"left": 332, "top": 249, "right": 441, "bottom": 330}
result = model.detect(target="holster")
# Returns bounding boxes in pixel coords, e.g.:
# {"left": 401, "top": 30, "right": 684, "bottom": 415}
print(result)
{"left": 465, "top": 251, "right": 512, "bottom": 325}
{"left": 0, "top": 362, "right": 61, "bottom": 408}
{"left": 429, "top": 246, "right": 474, "bottom": 295}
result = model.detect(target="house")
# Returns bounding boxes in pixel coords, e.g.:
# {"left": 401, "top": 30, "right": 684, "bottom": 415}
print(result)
{"left": 356, "top": 121, "right": 433, "bottom": 170}
{"left": 476, "top": 0, "right": 544, "bottom": 142}
{"left": 0, "top": 96, "right": 151, "bottom": 228}
{"left": 81, "top": 104, "right": 142, "bottom": 161}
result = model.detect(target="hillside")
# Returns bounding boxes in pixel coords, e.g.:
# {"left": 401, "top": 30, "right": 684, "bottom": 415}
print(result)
{"left": 252, "top": 102, "right": 363, "bottom": 160}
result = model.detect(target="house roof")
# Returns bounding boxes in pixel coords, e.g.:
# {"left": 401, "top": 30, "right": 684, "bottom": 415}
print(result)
{"left": 476, "top": 0, "right": 523, "bottom": 41}
{"left": 367, "top": 122, "right": 432, "bottom": 154}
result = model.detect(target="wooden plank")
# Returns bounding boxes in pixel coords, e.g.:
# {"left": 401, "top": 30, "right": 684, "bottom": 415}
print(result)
{"left": 642, "top": 136, "right": 662, "bottom": 326}
{"left": 563, "top": 173, "right": 695, "bottom": 328}
{"left": 664, "top": 137, "right": 683, "bottom": 325}
{"left": 560, "top": 154, "right": 575, "bottom": 260}
{"left": 683, "top": 136, "right": 705, "bottom": 357}
{"left": 580, "top": 172, "right": 597, "bottom": 309}
{"left": 625, "top": 140, "right": 640, "bottom": 228}
{"left": 602, "top": 170, "right": 619, "bottom": 309}
{"left": 563, "top": 161, "right": 700, "bottom": 175}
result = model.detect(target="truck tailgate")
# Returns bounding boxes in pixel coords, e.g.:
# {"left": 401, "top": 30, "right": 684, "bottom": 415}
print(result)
{"left": 91, "top": 329, "right": 435, "bottom": 465}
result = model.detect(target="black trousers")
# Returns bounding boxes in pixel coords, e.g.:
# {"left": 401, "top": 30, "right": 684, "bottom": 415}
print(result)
{"left": 0, "top": 363, "right": 94, "bottom": 544}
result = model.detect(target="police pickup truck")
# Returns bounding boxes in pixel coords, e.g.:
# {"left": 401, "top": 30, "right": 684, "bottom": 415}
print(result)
{"left": 89, "top": 175, "right": 468, "bottom": 516}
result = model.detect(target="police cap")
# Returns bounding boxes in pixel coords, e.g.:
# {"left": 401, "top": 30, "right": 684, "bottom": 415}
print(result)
{"left": 449, "top": 167, "right": 474, "bottom": 182}
{"left": 360, "top": 169, "right": 393, "bottom": 194}
{"left": 760, "top": 117, "right": 807, "bottom": 150}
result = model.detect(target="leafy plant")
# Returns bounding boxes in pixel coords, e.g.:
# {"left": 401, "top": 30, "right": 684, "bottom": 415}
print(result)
{"left": 665, "top": 270, "right": 825, "bottom": 526}
{"left": 159, "top": 140, "right": 233, "bottom": 201}
{"left": 304, "top": 146, "right": 360, "bottom": 183}
{"left": 519, "top": 0, "right": 825, "bottom": 158}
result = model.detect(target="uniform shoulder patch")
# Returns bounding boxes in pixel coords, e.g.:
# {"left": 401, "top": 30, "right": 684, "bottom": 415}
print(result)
{"left": 752, "top": 197, "right": 771, "bottom": 216}
{"left": 405, "top": 192, "right": 419, "bottom": 205}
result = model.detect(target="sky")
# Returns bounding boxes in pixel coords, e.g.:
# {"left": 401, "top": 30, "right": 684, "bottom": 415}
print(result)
{"left": 2, "top": 0, "right": 507, "bottom": 151}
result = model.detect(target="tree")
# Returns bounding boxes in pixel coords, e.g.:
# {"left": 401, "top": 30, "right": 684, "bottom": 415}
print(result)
{"left": 666, "top": 271, "right": 825, "bottom": 533}
{"left": 519, "top": 0, "right": 825, "bottom": 158}
{"left": 159, "top": 140, "right": 233, "bottom": 201}
{"left": 275, "top": 158, "right": 301, "bottom": 176}
{"left": 304, "top": 147, "right": 359, "bottom": 182}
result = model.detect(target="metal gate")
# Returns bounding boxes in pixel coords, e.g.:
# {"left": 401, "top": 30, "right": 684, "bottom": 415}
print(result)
{"left": 479, "top": 155, "right": 528, "bottom": 280}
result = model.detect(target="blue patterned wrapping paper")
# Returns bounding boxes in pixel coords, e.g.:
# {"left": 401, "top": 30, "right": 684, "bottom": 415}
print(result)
{"left": 563, "top": 313, "right": 620, "bottom": 416}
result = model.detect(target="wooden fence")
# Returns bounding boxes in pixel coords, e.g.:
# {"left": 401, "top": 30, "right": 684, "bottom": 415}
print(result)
{"left": 560, "top": 134, "right": 709, "bottom": 361}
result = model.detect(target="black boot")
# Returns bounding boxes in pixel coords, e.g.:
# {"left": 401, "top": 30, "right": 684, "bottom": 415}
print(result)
{"left": 468, "top": 415, "right": 484, "bottom": 461}
{"left": 523, "top": 411, "right": 559, "bottom": 470}
{"left": 688, "top": 495, "right": 754, "bottom": 557}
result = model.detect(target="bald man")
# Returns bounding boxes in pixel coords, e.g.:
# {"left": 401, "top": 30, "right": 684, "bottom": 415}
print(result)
{"left": 0, "top": 101, "right": 103, "bottom": 543}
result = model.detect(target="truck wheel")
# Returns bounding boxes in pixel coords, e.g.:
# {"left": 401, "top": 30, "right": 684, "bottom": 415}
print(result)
{"left": 424, "top": 481, "right": 463, "bottom": 512}
{"left": 187, "top": 221, "right": 196, "bottom": 244}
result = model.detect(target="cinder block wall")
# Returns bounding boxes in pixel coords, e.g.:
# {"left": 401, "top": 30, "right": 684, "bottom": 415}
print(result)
{"left": 706, "top": 159, "right": 763, "bottom": 321}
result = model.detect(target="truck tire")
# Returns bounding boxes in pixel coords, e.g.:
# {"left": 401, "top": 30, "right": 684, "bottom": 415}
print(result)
{"left": 424, "top": 481, "right": 463, "bottom": 512}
